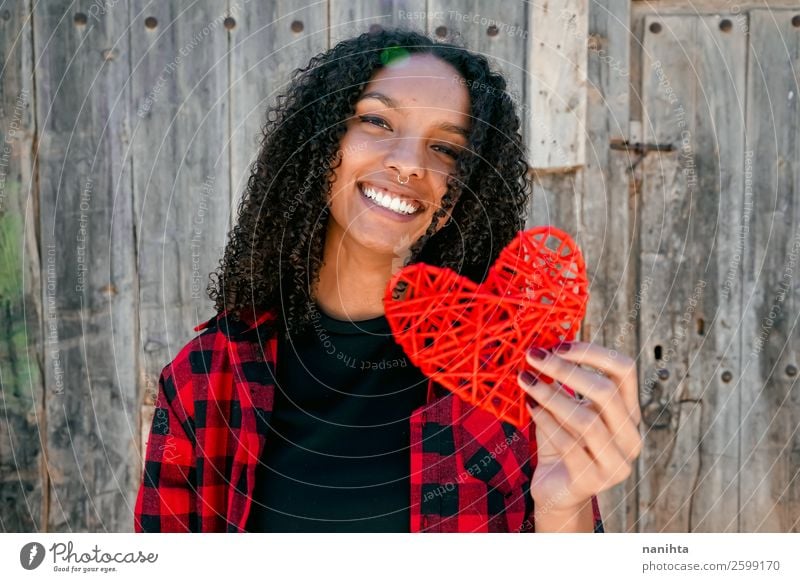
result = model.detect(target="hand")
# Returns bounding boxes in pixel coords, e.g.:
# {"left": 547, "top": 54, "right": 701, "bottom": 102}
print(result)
{"left": 517, "top": 341, "right": 642, "bottom": 515}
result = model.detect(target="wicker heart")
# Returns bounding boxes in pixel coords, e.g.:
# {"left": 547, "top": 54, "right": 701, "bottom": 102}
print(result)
{"left": 383, "top": 226, "right": 589, "bottom": 428}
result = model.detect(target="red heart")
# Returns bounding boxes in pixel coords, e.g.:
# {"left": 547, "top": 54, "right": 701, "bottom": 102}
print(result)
{"left": 383, "top": 226, "right": 589, "bottom": 429}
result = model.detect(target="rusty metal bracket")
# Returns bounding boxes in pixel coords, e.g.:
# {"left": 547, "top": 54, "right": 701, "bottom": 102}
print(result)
{"left": 609, "top": 138, "right": 675, "bottom": 170}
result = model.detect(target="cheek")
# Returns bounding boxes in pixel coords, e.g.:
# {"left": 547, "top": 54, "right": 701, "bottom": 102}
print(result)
{"left": 431, "top": 183, "right": 454, "bottom": 211}
{"left": 332, "top": 136, "right": 375, "bottom": 178}
{"left": 339, "top": 125, "right": 376, "bottom": 158}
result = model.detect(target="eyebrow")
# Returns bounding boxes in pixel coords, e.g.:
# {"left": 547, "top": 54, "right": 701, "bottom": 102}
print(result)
{"left": 358, "top": 91, "right": 471, "bottom": 140}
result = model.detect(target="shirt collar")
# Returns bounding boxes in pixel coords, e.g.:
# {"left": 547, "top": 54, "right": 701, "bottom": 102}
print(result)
{"left": 193, "top": 308, "right": 278, "bottom": 337}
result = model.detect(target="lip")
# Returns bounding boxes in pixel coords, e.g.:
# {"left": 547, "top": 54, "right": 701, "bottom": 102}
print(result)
{"left": 358, "top": 182, "right": 424, "bottom": 222}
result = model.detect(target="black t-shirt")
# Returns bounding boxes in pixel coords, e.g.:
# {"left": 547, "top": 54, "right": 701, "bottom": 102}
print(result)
{"left": 245, "top": 304, "right": 429, "bottom": 532}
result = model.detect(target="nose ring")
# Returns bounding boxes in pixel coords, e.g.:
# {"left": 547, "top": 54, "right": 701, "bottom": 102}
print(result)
{"left": 397, "top": 173, "right": 410, "bottom": 185}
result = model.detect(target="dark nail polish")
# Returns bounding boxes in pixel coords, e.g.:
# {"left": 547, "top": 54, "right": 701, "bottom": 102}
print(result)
{"left": 528, "top": 346, "right": 547, "bottom": 360}
{"left": 554, "top": 342, "right": 572, "bottom": 353}
{"left": 520, "top": 370, "right": 538, "bottom": 386}
{"left": 525, "top": 394, "right": 539, "bottom": 409}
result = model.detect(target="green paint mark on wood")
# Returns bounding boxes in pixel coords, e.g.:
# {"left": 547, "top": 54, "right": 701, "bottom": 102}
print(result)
{"left": 0, "top": 205, "right": 40, "bottom": 404}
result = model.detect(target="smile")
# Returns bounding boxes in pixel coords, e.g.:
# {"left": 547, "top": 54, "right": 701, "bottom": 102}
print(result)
{"left": 358, "top": 183, "right": 422, "bottom": 216}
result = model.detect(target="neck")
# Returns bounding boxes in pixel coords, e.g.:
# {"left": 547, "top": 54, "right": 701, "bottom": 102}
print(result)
{"left": 314, "top": 226, "right": 411, "bottom": 321}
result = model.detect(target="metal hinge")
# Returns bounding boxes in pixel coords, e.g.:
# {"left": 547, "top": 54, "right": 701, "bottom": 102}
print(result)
{"left": 609, "top": 121, "right": 675, "bottom": 169}
{"left": 609, "top": 138, "right": 675, "bottom": 155}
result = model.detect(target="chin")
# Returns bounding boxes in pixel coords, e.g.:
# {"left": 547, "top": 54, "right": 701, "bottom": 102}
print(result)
{"left": 352, "top": 226, "right": 421, "bottom": 257}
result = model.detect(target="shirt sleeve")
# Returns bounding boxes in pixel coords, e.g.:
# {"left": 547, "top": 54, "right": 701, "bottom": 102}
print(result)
{"left": 133, "top": 356, "right": 198, "bottom": 532}
{"left": 590, "top": 495, "right": 604, "bottom": 532}
{"left": 519, "top": 494, "right": 604, "bottom": 533}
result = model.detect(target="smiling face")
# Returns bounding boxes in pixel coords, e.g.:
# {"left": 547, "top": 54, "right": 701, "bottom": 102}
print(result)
{"left": 324, "top": 52, "right": 472, "bottom": 260}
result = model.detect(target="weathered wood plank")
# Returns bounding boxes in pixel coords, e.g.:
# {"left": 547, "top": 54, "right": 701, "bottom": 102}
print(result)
{"left": 228, "top": 0, "right": 328, "bottom": 225}
{"left": 0, "top": 0, "right": 45, "bottom": 532}
{"left": 529, "top": 171, "right": 580, "bottom": 233}
{"left": 740, "top": 9, "right": 800, "bottom": 533}
{"left": 329, "top": 0, "right": 426, "bottom": 47}
{"left": 33, "top": 0, "right": 138, "bottom": 531}
{"left": 528, "top": 0, "right": 588, "bottom": 170}
{"left": 629, "top": 1, "right": 797, "bottom": 123}
{"left": 633, "top": 0, "right": 800, "bottom": 10}
{"left": 130, "top": 1, "right": 232, "bottom": 468}
{"left": 578, "top": 0, "right": 635, "bottom": 533}
{"left": 638, "top": 13, "right": 746, "bottom": 532}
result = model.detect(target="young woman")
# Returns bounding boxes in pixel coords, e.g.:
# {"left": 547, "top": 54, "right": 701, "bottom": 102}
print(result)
{"left": 134, "top": 28, "right": 641, "bottom": 533}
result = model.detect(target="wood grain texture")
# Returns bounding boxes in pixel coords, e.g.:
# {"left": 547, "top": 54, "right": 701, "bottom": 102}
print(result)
{"left": 2, "top": 0, "right": 798, "bottom": 533}
{"left": 130, "top": 0, "right": 232, "bottom": 455}
{"left": 633, "top": 0, "right": 800, "bottom": 10}
{"left": 329, "top": 0, "right": 426, "bottom": 47}
{"left": 33, "top": 0, "right": 138, "bottom": 531}
{"left": 528, "top": 0, "right": 588, "bottom": 170}
{"left": 638, "top": 13, "right": 747, "bottom": 532}
{"left": 0, "top": 0, "right": 45, "bottom": 532}
{"left": 580, "top": 0, "right": 635, "bottom": 533}
{"left": 740, "top": 9, "right": 800, "bottom": 533}
{"left": 229, "top": 0, "right": 328, "bottom": 224}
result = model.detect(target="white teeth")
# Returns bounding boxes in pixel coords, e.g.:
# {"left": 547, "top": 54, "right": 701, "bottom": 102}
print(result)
{"left": 361, "top": 185, "right": 419, "bottom": 215}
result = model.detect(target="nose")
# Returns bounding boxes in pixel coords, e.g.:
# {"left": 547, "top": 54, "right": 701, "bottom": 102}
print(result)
{"left": 384, "top": 136, "right": 426, "bottom": 182}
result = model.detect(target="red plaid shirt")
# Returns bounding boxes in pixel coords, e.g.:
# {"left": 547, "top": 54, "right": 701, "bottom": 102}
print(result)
{"left": 134, "top": 309, "right": 604, "bottom": 532}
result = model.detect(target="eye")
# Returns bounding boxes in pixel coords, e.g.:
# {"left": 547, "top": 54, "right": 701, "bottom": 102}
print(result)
{"left": 433, "top": 144, "right": 459, "bottom": 158}
{"left": 359, "top": 115, "right": 391, "bottom": 130}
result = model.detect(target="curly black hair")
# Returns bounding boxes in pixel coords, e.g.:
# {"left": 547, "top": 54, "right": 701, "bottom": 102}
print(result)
{"left": 207, "top": 27, "right": 532, "bottom": 340}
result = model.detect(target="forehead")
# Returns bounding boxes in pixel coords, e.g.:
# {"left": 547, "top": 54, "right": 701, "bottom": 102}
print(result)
{"left": 360, "top": 53, "right": 471, "bottom": 117}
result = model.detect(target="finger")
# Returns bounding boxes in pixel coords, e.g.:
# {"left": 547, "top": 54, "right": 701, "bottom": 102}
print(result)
{"left": 528, "top": 402, "right": 587, "bottom": 461}
{"left": 521, "top": 350, "right": 636, "bottom": 443}
{"left": 546, "top": 341, "right": 641, "bottom": 424}
{"left": 521, "top": 373, "right": 641, "bottom": 464}
{"left": 527, "top": 398, "right": 562, "bottom": 462}
{"left": 528, "top": 405, "right": 595, "bottom": 477}
{"left": 543, "top": 379, "right": 640, "bottom": 465}
{"left": 526, "top": 405, "right": 592, "bottom": 468}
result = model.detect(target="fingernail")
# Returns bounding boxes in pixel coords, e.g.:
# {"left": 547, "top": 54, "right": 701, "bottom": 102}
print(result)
{"left": 527, "top": 346, "right": 547, "bottom": 360}
{"left": 525, "top": 394, "right": 539, "bottom": 409}
{"left": 520, "top": 370, "right": 538, "bottom": 386}
{"left": 554, "top": 342, "right": 572, "bottom": 353}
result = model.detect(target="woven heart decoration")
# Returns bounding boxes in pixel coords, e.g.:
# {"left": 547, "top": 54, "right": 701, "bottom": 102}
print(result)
{"left": 383, "top": 226, "right": 589, "bottom": 429}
